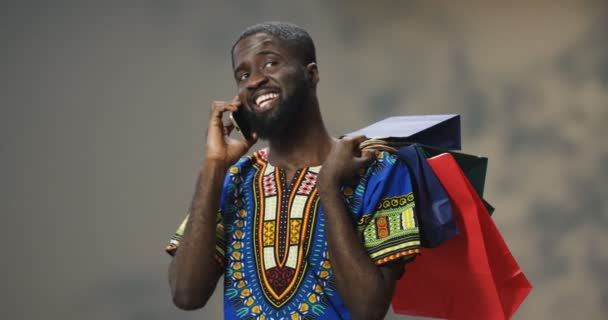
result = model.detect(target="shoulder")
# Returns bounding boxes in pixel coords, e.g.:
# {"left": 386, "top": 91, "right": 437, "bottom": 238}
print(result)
{"left": 225, "top": 148, "right": 269, "bottom": 178}
{"left": 219, "top": 149, "right": 268, "bottom": 207}
{"left": 345, "top": 151, "right": 410, "bottom": 214}
{"left": 362, "top": 151, "right": 412, "bottom": 198}
{"left": 364, "top": 151, "right": 402, "bottom": 179}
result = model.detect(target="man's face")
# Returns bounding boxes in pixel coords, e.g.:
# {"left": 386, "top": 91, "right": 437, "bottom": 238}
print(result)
{"left": 232, "top": 33, "right": 310, "bottom": 139}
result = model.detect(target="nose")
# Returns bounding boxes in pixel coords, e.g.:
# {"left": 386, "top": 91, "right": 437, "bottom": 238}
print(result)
{"left": 245, "top": 70, "right": 268, "bottom": 90}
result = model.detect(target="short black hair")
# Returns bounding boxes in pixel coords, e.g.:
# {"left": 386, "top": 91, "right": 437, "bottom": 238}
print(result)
{"left": 231, "top": 22, "right": 317, "bottom": 67}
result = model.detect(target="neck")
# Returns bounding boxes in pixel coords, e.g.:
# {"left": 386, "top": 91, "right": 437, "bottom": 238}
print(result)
{"left": 266, "top": 97, "right": 335, "bottom": 169}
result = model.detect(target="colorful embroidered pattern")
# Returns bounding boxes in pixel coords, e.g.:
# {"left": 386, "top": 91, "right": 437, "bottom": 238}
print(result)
{"left": 166, "top": 150, "right": 421, "bottom": 319}
{"left": 166, "top": 210, "right": 226, "bottom": 266}
{"left": 358, "top": 193, "right": 421, "bottom": 264}
{"left": 217, "top": 152, "right": 331, "bottom": 319}
{"left": 250, "top": 155, "right": 322, "bottom": 310}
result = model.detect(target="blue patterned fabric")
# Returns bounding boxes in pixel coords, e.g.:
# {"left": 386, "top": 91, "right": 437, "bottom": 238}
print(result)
{"left": 397, "top": 145, "right": 459, "bottom": 248}
{"left": 166, "top": 150, "right": 421, "bottom": 319}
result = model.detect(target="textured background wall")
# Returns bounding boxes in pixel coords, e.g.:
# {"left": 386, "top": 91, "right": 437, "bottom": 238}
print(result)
{"left": 2, "top": 0, "right": 607, "bottom": 319}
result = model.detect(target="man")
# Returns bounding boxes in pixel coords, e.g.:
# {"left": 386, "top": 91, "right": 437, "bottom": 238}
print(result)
{"left": 166, "top": 22, "right": 421, "bottom": 320}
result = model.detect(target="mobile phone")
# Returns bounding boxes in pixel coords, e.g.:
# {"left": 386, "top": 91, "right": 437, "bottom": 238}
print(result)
{"left": 229, "top": 109, "right": 253, "bottom": 141}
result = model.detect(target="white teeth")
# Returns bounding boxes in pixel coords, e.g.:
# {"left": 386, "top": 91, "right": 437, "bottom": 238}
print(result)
{"left": 260, "top": 100, "right": 271, "bottom": 109}
{"left": 255, "top": 93, "right": 278, "bottom": 106}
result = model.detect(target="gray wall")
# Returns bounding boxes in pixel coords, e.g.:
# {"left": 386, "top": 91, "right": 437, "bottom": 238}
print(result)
{"left": 2, "top": 0, "right": 607, "bottom": 319}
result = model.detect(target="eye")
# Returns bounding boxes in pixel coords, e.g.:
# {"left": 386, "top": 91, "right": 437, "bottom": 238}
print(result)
{"left": 237, "top": 73, "right": 249, "bottom": 81}
{"left": 263, "top": 61, "right": 277, "bottom": 68}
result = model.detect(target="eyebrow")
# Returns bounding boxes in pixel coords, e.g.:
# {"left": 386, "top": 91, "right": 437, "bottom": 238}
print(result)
{"left": 256, "top": 50, "right": 282, "bottom": 57}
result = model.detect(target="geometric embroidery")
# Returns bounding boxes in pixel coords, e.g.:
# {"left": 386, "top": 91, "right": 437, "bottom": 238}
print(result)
{"left": 290, "top": 252, "right": 335, "bottom": 320}
{"left": 252, "top": 156, "right": 322, "bottom": 309}
{"left": 297, "top": 171, "right": 317, "bottom": 195}
{"left": 263, "top": 173, "right": 277, "bottom": 196}
{"left": 402, "top": 207, "right": 416, "bottom": 229}
{"left": 167, "top": 148, "right": 422, "bottom": 319}
{"left": 263, "top": 222, "right": 275, "bottom": 246}
{"left": 376, "top": 193, "right": 415, "bottom": 210}
{"left": 359, "top": 193, "right": 421, "bottom": 265}
{"left": 375, "top": 216, "right": 389, "bottom": 239}
{"left": 289, "top": 219, "right": 302, "bottom": 244}
{"left": 389, "top": 214, "right": 402, "bottom": 233}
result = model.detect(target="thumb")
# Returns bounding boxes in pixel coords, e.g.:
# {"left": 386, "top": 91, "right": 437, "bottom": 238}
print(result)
{"left": 361, "top": 149, "right": 376, "bottom": 161}
{"left": 245, "top": 132, "right": 258, "bottom": 148}
{"left": 355, "top": 150, "right": 376, "bottom": 167}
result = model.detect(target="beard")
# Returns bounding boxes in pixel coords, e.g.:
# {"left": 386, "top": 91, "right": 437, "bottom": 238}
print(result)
{"left": 242, "top": 79, "right": 309, "bottom": 140}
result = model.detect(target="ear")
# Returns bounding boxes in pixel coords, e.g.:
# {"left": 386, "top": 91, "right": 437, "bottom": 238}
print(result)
{"left": 306, "top": 62, "right": 319, "bottom": 86}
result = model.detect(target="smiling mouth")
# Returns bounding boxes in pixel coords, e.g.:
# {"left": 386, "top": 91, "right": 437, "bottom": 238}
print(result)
{"left": 254, "top": 93, "right": 279, "bottom": 111}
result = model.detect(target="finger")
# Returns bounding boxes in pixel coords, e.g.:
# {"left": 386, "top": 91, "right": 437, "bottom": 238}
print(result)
{"left": 361, "top": 149, "right": 377, "bottom": 160}
{"left": 223, "top": 121, "right": 235, "bottom": 136}
{"left": 229, "top": 95, "right": 242, "bottom": 107}
{"left": 342, "top": 134, "right": 368, "bottom": 147}
{"left": 352, "top": 135, "right": 368, "bottom": 146}
{"left": 210, "top": 101, "right": 238, "bottom": 118}
{"left": 245, "top": 132, "right": 259, "bottom": 148}
{"left": 353, "top": 156, "right": 375, "bottom": 176}
{"left": 210, "top": 101, "right": 225, "bottom": 115}
{"left": 356, "top": 152, "right": 375, "bottom": 165}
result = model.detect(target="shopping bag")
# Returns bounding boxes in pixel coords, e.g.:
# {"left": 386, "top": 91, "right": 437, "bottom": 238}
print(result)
{"left": 418, "top": 145, "right": 495, "bottom": 215}
{"left": 396, "top": 145, "right": 459, "bottom": 248}
{"left": 349, "top": 114, "right": 461, "bottom": 150}
{"left": 391, "top": 153, "right": 532, "bottom": 320}
{"left": 419, "top": 146, "right": 488, "bottom": 197}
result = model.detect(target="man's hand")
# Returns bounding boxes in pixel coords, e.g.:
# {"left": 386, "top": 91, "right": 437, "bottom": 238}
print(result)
{"left": 169, "top": 97, "right": 257, "bottom": 310}
{"left": 318, "top": 135, "right": 403, "bottom": 319}
{"left": 318, "top": 135, "right": 375, "bottom": 191}
{"left": 205, "top": 96, "right": 257, "bottom": 166}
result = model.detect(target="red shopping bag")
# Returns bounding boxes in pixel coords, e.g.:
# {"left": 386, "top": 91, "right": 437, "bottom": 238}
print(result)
{"left": 391, "top": 153, "right": 532, "bottom": 320}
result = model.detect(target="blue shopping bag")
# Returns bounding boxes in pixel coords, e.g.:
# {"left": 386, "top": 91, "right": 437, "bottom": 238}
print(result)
{"left": 397, "top": 145, "right": 459, "bottom": 248}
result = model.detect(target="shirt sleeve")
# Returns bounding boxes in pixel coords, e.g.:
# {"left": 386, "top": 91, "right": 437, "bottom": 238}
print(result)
{"left": 165, "top": 170, "right": 233, "bottom": 268}
{"left": 164, "top": 210, "right": 226, "bottom": 266}
{"left": 354, "top": 151, "right": 421, "bottom": 265}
